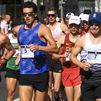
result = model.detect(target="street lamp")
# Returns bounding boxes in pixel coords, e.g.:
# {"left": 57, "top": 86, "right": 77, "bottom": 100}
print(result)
{"left": 95, "top": 0, "right": 101, "bottom": 12}
{"left": 59, "top": 0, "right": 65, "bottom": 19}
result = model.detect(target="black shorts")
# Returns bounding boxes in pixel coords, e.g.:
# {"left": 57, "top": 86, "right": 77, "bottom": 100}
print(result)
{"left": 46, "top": 54, "right": 62, "bottom": 73}
{"left": 19, "top": 71, "right": 49, "bottom": 92}
{"left": 81, "top": 80, "right": 101, "bottom": 101}
{"left": 5, "top": 68, "right": 20, "bottom": 80}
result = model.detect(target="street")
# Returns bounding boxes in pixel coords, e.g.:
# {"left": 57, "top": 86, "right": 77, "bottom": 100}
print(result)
{"left": 0, "top": 71, "right": 67, "bottom": 101}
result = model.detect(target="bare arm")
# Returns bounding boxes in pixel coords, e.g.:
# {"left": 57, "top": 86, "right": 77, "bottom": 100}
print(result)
{"left": 3, "top": 35, "right": 14, "bottom": 60}
{"left": 28, "top": 24, "right": 58, "bottom": 53}
{"left": 15, "top": 41, "right": 21, "bottom": 65}
{"left": 0, "top": 28, "right": 5, "bottom": 34}
{"left": 12, "top": 25, "right": 21, "bottom": 37}
{"left": 70, "top": 36, "right": 91, "bottom": 71}
{"left": 12, "top": 25, "right": 21, "bottom": 65}
{"left": 0, "top": 35, "right": 14, "bottom": 66}
{"left": 60, "top": 23, "right": 69, "bottom": 34}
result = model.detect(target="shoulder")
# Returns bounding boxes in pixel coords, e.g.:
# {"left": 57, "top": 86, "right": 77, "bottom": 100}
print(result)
{"left": 60, "top": 22, "right": 66, "bottom": 27}
{"left": 75, "top": 34, "right": 86, "bottom": 47}
{"left": 39, "top": 23, "right": 51, "bottom": 33}
{"left": 60, "top": 22, "right": 69, "bottom": 33}
{"left": 77, "top": 34, "right": 86, "bottom": 42}
{"left": 13, "top": 25, "right": 21, "bottom": 31}
{"left": 12, "top": 25, "right": 22, "bottom": 36}
{"left": 39, "top": 23, "right": 49, "bottom": 29}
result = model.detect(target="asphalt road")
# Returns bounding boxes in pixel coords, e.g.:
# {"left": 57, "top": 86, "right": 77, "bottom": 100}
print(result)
{"left": 0, "top": 71, "right": 67, "bottom": 101}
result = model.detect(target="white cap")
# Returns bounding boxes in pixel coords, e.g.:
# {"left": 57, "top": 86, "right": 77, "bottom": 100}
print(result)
{"left": 79, "top": 13, "right": 89, "bottom": 21}
{"left": 68, "top": 16, "right": 81, "bottom": 25}
{"left": 56, "top": 17, "right": 60, "bottom": 22}
{"left": 66, "top": 12, "right": 74, "bottom": 19}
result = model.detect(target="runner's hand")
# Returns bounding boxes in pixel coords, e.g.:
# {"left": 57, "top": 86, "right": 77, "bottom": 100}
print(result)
{"left": 28, "top": 44, "right": 39, "bottom": 51}
{"left": 15, "top": 53, "right": 20, "bottom": 65}
{"left": 0, "top": 58, "right": 6, "bottom": 67}
{"left": 80, "top": 62, "right": 91, "bottom": 71}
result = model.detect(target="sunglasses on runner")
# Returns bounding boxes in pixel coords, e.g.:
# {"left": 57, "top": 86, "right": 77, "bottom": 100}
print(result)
{"left": 23, "top": 12, "right": 34, "bottom": 17}
{"left": 89, "top": 21, "right": 101, "bottom": 26}
{"left": 48, "top": 14, "right": 55, "bottom": 17}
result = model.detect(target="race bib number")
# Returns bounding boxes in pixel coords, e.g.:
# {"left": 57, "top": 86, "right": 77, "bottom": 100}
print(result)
{"left": 65, "top": 52, "right": 80, "bottom": 61}
{"left": 87, "top": 52, "right": 101, "bottom": 63}
{"left": 65, "top": 52, "right": 71, "bottom": 61}
{"left": 21, "top": 45, "right": 34, "bottom": 58}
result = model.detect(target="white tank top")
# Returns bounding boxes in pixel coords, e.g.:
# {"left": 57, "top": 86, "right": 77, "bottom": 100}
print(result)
{"left": 81, "top": 33, "right": 101, "bottom": 72}
{"left": 84, "top": 33, "right": 101, "bottom": 52}
{"left": 47, "top": 23, "right": 64, "bottom": 42}
{"left": 8, "top": 34, "right": 18, "bottom": 57}
{"left": 8, "top": 34, "right": 17, "bottom": 44}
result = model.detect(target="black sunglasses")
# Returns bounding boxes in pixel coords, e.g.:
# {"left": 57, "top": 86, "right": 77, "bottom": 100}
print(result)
{"left": 89, "top": 21, "right": 101, "bottom": 26}
{"left": 89, "top": 23, "right": 101, "bottom": 26}
{"left": 48, "top": 14, "right": 55, "bottom": 17}
{"left": 23, "top": 12, "right": 34, "bottom": 17}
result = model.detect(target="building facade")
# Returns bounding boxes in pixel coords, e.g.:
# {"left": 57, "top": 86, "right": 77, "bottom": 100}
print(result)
{"left": 0, "top": 0, "right": 96, "bottom": 21}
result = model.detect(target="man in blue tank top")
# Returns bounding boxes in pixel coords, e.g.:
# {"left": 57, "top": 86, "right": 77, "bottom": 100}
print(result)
{"left": 13, "top": 1, "right": 57, "bottom": 101}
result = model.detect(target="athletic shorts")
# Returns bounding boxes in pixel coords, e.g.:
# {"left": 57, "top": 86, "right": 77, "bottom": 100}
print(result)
{"left": 19, "top": 71, "right": 49, "bottom": 92}
{"left": 62, "top": 67, "right": 81, "bottom": 87}
{"left": 5, "top": 68, "right": 20, "bottom": 80}
{"left": 46, "top": 54, "right": 62, "bottom": 73}
{"left": 81, "top": 80, "right": 101, "bottom": 101}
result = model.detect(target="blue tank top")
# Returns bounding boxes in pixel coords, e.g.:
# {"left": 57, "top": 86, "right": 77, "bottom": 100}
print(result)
{"left": 18, "top": 22, "right": 48, "bottom": 74}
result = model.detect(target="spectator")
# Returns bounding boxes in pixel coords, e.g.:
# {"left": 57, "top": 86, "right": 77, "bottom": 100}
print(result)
{"left": 0, "top": 14, "right": 11, "bottom": 34}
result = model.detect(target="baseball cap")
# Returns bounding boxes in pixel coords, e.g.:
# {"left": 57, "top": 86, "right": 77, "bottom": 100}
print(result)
{"left": 79, "top": 13, "right": 89, "bottom": 21}
{"left": 56, "top": 17, "right": 60, "bottom": 22}
{"left": 68, "top": 16, "right": 81, "bottom": 25}
{"left": 89, "top": 12, "right": 101, "bottom": 23}
{"left": 66, "top": 12, "right": 74, "bottom": 19}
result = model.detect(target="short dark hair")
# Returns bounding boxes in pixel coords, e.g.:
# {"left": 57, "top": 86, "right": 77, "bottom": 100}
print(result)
{"left": 83, "top": 9, "right": 91, "bottom": 15}
{"left": 22, "top": 1, "right": 37, "bottom": 13}
{"left": 48, "top": 7, "right": 57, "bottom": 14}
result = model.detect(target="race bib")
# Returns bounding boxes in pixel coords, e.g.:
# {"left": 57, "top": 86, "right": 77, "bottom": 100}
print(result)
{"left": 65, "top": 52, "right": 80, "bottom": 61}
{"left": 65, "top": 51, "right": 71, "bottom": 61}
{"left": 21, "top": 45, "right": 34, "bottom": 58}
{"left": 87, "top": 52, "right": 101, "bottom": 63}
